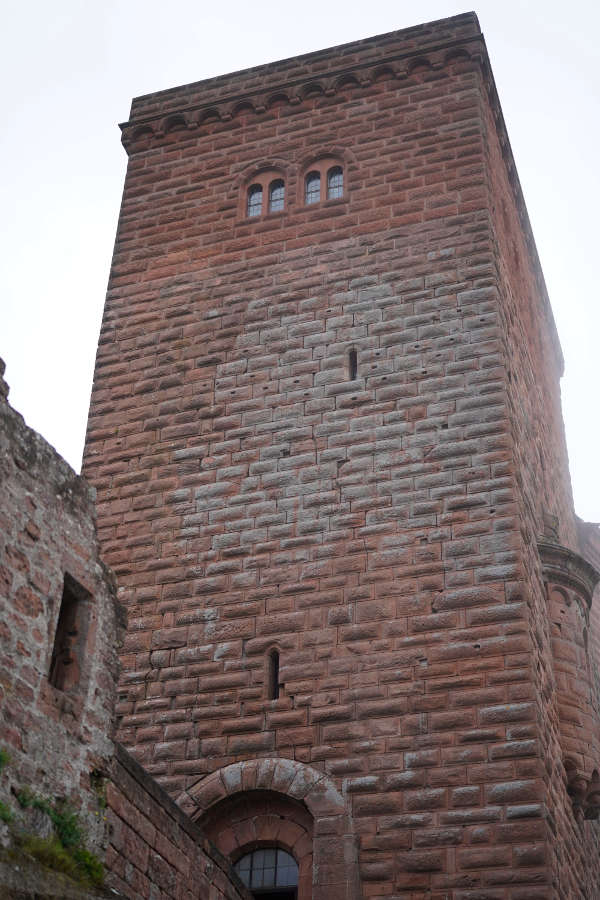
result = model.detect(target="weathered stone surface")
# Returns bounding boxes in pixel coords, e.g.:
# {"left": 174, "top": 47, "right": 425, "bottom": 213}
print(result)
{"left": 0, "top": 852, "right": 111, "bottom": 899}
{"left": 0, "top": 362, "right": 121, "bottom": 855}
{"left": 78, "top": 11, "right": 600, "bottom": 900}
{"left": 0, "top": 363, "right": 248, "bottom": 900}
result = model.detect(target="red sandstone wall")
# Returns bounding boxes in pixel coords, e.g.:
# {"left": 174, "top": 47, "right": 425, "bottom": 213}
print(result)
{"left": 106, "top": 743, "right": 249, "bottom": 900}
{"left": 82, "top": 15, "right": 594, "bottom": 898}
{"left": 578, "top": 518, "right": 600, "bottom": 739}
{"left": 482, "top": 79, "right": 600, "bottom": 899}
{"left": 579, "top": 520, "right": 600, "bottom": 678}
{"left": 0, "top": 360, "right": 121, "bottom": 852}
{"left": 481, "top": 83, "right": 576, "bottom": 550}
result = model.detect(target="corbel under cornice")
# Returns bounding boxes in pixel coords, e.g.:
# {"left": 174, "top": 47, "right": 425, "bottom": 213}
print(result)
{"left": 538, "top": 539, "right": 600, "bottom": 608}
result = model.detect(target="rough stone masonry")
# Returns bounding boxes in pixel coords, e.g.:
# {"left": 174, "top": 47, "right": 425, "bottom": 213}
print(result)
{"left": 82, "top": 12, "right": 600, "bottom": 899}
{"left": 0, "top": 358, "right": 249, "bottom": 900}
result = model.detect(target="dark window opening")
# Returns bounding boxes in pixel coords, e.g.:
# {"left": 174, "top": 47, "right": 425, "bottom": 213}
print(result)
{"left": 235, "top": 848, "right": 298, "bottom": 897}
{"left": 348, "top": 348, "right": 358, "bottom": 381}
{"left": 49, "top": 574, "right": 90, "bottom": 692}
{"left": 253, "top": 893, "right": 296, "bottom": 900}
{"left": 269, "top": 179, "right": 285, "bottom": 213}
{"left": 327, "top": 165, "right": 344, "bottom": 199}
{"left": 248, "top": 184, "right": 263, "bottom": 217}
{"left": 268, "top": 650, "right": 280, "bottom": 700}
{"left": 305, "top": 172, "right": 320, "bottom": 205}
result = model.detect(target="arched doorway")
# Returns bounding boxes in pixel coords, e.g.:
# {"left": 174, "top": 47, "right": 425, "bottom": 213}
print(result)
{"left": 179, "top": 757, "right": 361, "bottom": 900}
{"left": 198, "top": 790, "right": 312, "bottom": 900}
{"left": 234, "top": 847, "right": 298, "bottom": 899}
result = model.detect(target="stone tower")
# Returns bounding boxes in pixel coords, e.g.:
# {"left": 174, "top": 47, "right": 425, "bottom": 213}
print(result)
{"left": 83, "top": 13, "right": 600, "bottom": 898}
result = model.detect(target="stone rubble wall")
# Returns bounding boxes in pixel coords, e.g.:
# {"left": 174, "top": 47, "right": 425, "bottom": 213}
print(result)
{"left": 0, "top": 358, "right": 247, "bottom": 900}
{"left": 0, "top": 358, "right": 121, "bottom": 853}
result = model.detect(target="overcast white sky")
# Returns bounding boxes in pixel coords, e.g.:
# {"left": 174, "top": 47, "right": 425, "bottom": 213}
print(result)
{"left": 2, "top": 1, "right": 598, "bottom": 521}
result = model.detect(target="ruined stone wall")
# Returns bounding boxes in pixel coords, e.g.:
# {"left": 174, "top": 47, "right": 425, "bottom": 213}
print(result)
{"left": 0, "top": 359, "right": 248, "bottom": 900}
{"left": 83, "top": 14, "right": 599, "bottom": 899}
{"left": 0, "top": 358, "right": 121, "bottom": 853}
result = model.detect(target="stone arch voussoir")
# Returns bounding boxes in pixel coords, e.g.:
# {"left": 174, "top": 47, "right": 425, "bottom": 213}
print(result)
{"left": 181, "top": 757, "right": 347, "bottom": 819}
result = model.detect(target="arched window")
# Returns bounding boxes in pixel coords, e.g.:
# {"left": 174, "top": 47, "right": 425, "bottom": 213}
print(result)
{"left": 235, "top": 848, "right": 298, "bottom": 895}
{"left": 247, "top": 184, "right": 263, "bottom": 217}
{"left": 268, "top": 649, "right": 280, "bottom": 700}
{"left": 269, "top": 179, "right": 285, "bottom": 213}
{"left": 305, "top": 171, "right": 320, "bottom": 205}
{"left": 327, "top": 166, "right": 343, "bottom": 199}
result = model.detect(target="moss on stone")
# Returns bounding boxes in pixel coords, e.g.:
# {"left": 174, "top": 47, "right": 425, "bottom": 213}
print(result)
{"left": 0, "top": 801, "right": 13, "bottom": 824}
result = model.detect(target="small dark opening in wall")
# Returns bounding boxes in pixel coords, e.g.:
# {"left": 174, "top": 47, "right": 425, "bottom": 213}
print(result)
{"left": 268, "top": 650, "right": 280, "bottom": 700}
{"left": 49, "top": 574, "right": 90, "bottom": 692}
{"left": 348, "top": 348, "right": 358, "bottom": 381}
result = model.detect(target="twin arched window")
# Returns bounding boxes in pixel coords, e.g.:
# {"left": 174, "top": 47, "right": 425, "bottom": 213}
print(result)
{"left": 246, "top": 162, "right": 344, "bottom": 218}
{"left": 247, "top": 179, "right": 286, "bottom": 217}
{"left": 304, "top": 165, "right": 344, "bottom": 204}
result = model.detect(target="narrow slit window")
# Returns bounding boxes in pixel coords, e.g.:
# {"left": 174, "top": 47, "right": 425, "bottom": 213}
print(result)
{"left": 269, "top": 179, "right": 285, "bottom": 212}
{"left": 247, "top": 184, "right": 263, "bottom": 217}
{"left": 268, "top": 650, "right": 280, "bottom": 700}
{"left": 49, "top": 574, "right": 90, "bottom": 692}
{"left": 327, "top": 165, "right": 344, "bottom": 199}
{"left": 348, "top": 348, "right": 358, "bottom": 381}
{"left": 305, "top": 171, "right": 321, "bottom": 205}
